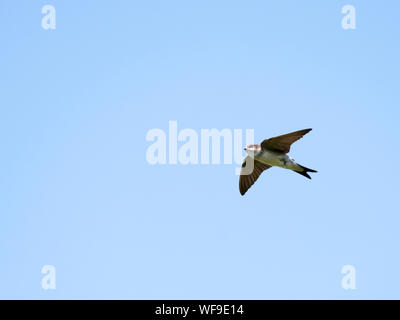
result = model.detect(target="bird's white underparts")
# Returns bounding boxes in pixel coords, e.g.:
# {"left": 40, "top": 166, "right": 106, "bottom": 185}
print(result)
{"left": 245, "top": 147, "right": 302, "bottom": 171}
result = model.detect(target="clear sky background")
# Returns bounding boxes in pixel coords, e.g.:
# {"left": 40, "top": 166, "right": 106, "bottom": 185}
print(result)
{"left": 1, "top": 1, "right": 399, "bottom": 299}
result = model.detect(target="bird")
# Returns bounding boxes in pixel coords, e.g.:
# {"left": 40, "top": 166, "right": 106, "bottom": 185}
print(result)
{"left": 239, "top": 128, "right": 317, "bottom": 196}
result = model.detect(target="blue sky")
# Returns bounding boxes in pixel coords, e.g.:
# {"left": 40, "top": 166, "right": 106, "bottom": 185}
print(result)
{"left": 1, "top": 0, "right": 400, "bottom": 299}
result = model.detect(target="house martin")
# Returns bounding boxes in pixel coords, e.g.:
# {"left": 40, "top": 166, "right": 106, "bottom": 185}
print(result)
{"left": 239, "top": 129, "right": 317, "bottom": 195}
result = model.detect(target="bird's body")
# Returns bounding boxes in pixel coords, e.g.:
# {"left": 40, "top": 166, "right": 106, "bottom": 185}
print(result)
{"left": 252, "top": 149, "right": 300, "bottom": 171}
{"left": 239, "top": 128, "right": 317, "bottom": 196}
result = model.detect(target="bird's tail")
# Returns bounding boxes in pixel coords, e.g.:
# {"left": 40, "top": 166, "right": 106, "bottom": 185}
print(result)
{"left": 293, "top": 164, "right": 317, "bottom": 179}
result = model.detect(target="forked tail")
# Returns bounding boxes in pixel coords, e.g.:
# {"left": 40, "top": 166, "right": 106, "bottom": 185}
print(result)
{"left": 294, "top": 164, "right": 318, "bottom": 179}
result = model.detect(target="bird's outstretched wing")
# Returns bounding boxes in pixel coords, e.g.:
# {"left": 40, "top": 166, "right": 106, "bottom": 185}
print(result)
{"left": 239, "top": 157, "right": 271, "bottom": 196}
{"left": 261, "top": 129, "right": 312, "bottom": 154}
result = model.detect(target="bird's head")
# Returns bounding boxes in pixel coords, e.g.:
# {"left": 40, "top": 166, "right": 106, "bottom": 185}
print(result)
{"left": 244, "top": 144, "right": 261, "bottom": 156}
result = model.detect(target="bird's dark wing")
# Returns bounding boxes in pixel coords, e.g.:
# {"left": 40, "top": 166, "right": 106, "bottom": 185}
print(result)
{"left": 261, "top": 129, "right": 312, "bottom": 154}
{"left": 239, "top": 156, "right": 271, "bottom": 196}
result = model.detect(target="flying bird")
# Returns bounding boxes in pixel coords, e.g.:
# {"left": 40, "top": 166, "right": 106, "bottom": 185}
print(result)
{"left": 239, "top": 128, "right": 317, "bottom": 196}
